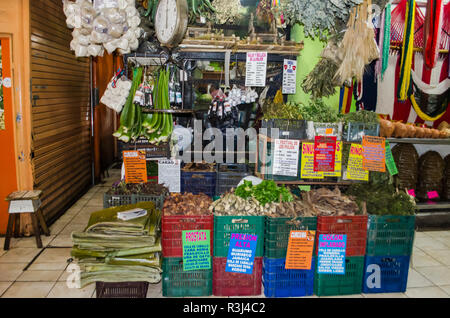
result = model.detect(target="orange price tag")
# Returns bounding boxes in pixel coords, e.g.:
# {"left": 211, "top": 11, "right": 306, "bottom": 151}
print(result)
{"left": 362, "top": 136, "right": 386, "bottom": 172}
{"left": 123, "top": 150, "right": 148, "bottom": 184}
{"left": 285, "top": 230, "right": 315, "bottom": 270}
{"left": 325, "top": 128, "right": 333, "bottom": 135}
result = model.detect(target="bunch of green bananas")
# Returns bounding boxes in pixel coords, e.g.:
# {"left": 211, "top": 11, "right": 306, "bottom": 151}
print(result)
{"left": 187, "top": 0, "right": 216, "bottom": 23}
{"left": 113, "top": 67, "right": 144, "bottom": 143}
{"left": 141, "top": 68, "right": 173, "bottom": 144}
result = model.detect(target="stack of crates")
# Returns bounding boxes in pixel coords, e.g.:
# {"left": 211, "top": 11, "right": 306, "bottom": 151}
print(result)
{"left": 263, "top": 216, "right": 317, "bottom": 297}
{"left": 161, "top": 213, "right": 214, "bottom": 297}
{"left": 181, "top": 170, "right": 217, "bottom": 197}
{"left": 215, "top": 163, "right": 250, "bottom": 196}
{"left": 212, "top": 215, "right": 265, "bottom": 296}
{"left": 314, "top": 215, "right": 368, "bottom": 296}
{"left": 362, "top": 215, "right": 416, "bottom": 294}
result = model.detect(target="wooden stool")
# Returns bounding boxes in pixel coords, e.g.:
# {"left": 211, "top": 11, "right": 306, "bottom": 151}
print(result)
{"left": 3, "top": 190, "right": 50, "bottom": 250}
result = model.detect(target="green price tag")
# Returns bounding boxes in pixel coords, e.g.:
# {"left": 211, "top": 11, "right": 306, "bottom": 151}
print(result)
{"left": 385, "top": 140, "right": 398, "bottom": 176}
{"left": 182, "top": 230, "right": 211, "bottom": 271}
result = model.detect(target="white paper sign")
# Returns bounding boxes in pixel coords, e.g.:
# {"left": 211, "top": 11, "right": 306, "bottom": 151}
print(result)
{"left": 117, "top": 208, "right": 147, "bottom": 221}
{"left": 8, "top": 199, "right": 41, "bottom": 214}
{"left": 282, "top": 59, "right": 297, "bottom": 94}
{"left": 272, "top": 139, "right": 300, "bottom": 177}
{"left": 245, "top": 52, "right": 267, "bottom": 87}
{"left": 158, "top": 159, "right": 181, "bottom": 192}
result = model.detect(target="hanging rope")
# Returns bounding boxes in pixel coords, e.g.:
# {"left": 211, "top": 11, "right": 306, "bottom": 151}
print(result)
{"left": 397, "top": 0, "right": 416, "bottom": 102}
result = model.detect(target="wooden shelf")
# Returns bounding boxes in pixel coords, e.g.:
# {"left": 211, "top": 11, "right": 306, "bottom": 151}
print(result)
{"left": 416, "top": 202, "right": 450, "bottom": 211}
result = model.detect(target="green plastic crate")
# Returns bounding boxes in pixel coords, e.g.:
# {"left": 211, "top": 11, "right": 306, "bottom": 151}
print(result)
{"left": 264, "top": 217, "right": 317, "bottom": 258}
{"left": 213, "top": 215, "right": 265, "bottom": 257}
{"left": 366, "top": 215, "right": 416, "bottom": 256}
{"left": 162, "top": 257, "right": 213, "bottom": 297}
{"left": 103, "top": 193, "right": 165, "bottom": 210}
{"left": 314, "top": 256, "right": 365, "bottom": 296}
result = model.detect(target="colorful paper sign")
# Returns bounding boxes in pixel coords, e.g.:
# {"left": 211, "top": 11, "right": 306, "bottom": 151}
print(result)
{"left": 158, "top": 159, "right": 181, "bottom": 192}
{"left": 182, "top": 230, "right": 211, "bottom": 271}
{"left": 346, "top": 144, "right": 369, "bottom": 181}
{"left": 301, "top": 142, "right": 324, "bottom": 179}
{"left": 273, "top": 139, "right": 300, "bottom": 177}
{"left": 123, "top": 150, "right": 148, "bottom": 184}
{"left": 282, "top": 59, "right": 297, "bottom": 94}
{"left": 408, "top": 189, "right": 416, "bottom": 197}
{"left": 317, "top": 234, "right": 347, "bottom": 275}
{"left": 324, "top": 141, "right": 342, "bottom": 177}
{"left": 285, "top": 230, "right": 315, "bottom": 270}
{"left": 245, "top": 52, "right": 267, "bottom": 87}
{"left": 362, "top": 136, "right": 386, "bottom": 172}
{"left": 385, "top": 140, "right": 398, "bottom": 175}
{"left": 299, "top": 185, "right": 311, "bottom": 192}
{"left": 314, "top": 136, "right": 337, "bottom": 172}
{"left": 225, "top": 233, "right": 257, "bottom": 274}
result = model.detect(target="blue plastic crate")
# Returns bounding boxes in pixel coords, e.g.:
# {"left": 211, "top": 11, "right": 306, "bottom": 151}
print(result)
{"left": 263, "top": 257, "right": 315, "bottom": 297}
{"left": 362, "top": 255, "right": 410, "bottom": 294}
{"left": 181, "top": 171, "right": 216, "bottom": 197}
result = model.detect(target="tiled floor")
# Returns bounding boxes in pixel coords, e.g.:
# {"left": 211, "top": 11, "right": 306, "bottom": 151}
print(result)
{"left": 1, "top": 169, "right": 450, "bottom": 298}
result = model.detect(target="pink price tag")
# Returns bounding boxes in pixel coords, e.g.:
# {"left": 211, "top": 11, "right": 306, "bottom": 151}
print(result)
{"left": 408, "top": 189, "right": 416, "bottom": 197}
{"left": 427, "top": 191, "right": 439, "bottom": 199}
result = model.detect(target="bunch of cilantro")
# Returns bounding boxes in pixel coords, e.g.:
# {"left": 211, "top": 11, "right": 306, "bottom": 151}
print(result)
{"left": 235, "top": 180, "right": 294, "bottom": 206}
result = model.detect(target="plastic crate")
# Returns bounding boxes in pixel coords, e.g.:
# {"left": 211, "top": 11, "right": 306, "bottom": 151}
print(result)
{"left": 181, "top": 171, "right": 216, "bottom": 197}
{"left": 216, "top": 163, "right": 250, "bottom": 195}
{"left": 213, "top": 215, "right": 265, "bottom": 257}
{"left": 161, "top": 214, "right": 214, "bottom": 258}
{"left": 257, "top": 135, "right": 301, "bottom": 181}
{"left": 306, "top": 121, "right": 343, "bottom": 141}
{"left": 265, "top": 217, "right": 317, "bottom": 258}
{"left": 314, "top": 256, "right": 365, "bottom": 296}
{"left": 366, "top": 215, "right": 416, "bottom": 256}
{"left": 316, "top": 215, "right": 368, "bottom": 256}
{"left": 344, "top": 122, "right": 380, "bottom": 142}
{"left": 263, "top": 257, "right": 315, "bottom": 297}
{"left": 362, "top": 255, "right": 410, "bottom": 294}
{"left": 96, "top": 281, "right": 149, "bottom": 298}
{"left": 103, "top": 193, "right": 165, "bottom": 210}
{"left": 212, "top": 257, "right": 263, "bottom": 296}
{"left": 118, "top": 138, "right": 171, "bottom": 160}
{"left": 260, "top": 119, "right": 307, "bottom": 140}
{"left": 162, "top": 257, "right": 213, "bottom": 297}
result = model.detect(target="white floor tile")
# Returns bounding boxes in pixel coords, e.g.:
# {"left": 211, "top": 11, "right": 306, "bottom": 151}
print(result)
{"left": 406, "top": 286, "right": 450, "bottom": 298}
{"left": 414, "top": 266, "right": 450, "bottom": 286}
{"left": 1, "top": 282, "right": 55, "bottom": 298}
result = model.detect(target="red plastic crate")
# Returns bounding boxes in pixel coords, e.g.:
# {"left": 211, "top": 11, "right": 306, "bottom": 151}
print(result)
{"left": 161, "top": 214, "right": 214, "bottom": 258}
{"left": 315, "top": 215, "right": 368, "bottom": 256}
{"left": 212, "top": 257, "right": 263, "bottom": 296}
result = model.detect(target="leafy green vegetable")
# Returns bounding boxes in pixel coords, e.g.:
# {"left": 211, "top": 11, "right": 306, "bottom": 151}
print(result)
{"left": 298, "top": 99, "right": 342, "bottom": 123}
{"left": 235, "top": 180, "right": 294, "bottom": 206}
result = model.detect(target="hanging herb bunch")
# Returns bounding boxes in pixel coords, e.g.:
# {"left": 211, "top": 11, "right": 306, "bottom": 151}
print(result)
{"left": 280, "top": 0, "right": 363, "bottom": 41}
{"left": 211, "top": 0, "right": 245, "bottom": 25}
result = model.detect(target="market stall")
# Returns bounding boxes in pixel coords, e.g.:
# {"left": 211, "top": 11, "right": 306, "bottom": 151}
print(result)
{"left": 54, "top": 0, "right": 450, "bottom": 298}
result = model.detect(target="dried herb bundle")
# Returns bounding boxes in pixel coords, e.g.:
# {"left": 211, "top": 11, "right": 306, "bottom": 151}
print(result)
{"left": 163, "top": 193, "right": 212, "bottom": 216}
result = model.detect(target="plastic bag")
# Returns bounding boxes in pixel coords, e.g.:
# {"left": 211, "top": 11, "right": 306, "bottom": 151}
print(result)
{"left": 74, "top": 44, "right": 88, "bottom": 57}
{"left": 80, "top": 1, "right": 96, "bottom": 28}
{"left": 88, "top": 44, "right": 103, "bottom": 56}
{"left": 127, "top": 15, "right": 141, "bottom": 29}
{"left": 102, "top": 8, "right": 127, "bottom": 24}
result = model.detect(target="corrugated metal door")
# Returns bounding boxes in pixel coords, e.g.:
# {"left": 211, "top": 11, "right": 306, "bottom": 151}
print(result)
{"left": 30, "top": 0, "right": 92, "bottom": 222}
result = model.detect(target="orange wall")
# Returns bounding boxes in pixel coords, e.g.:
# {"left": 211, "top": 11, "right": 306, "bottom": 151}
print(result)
{"left": 0, "top": 0, "right": 33, "bottom": 234}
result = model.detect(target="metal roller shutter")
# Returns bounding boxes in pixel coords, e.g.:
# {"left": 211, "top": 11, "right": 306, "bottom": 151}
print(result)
{"left": 30, "top": 0, "right": 92, "bottom": 222}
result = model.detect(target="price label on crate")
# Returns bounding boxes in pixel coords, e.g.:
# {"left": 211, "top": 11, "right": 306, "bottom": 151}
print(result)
{"left": 182, "top": 230, "right": 211, "bottom": 271}
{"left": 225, "top": 233, "right": 257, "bottom": 274}
{"left": 285, "top": 230, "right": 315, "bottom": 270}
{"left": 123, "top": 150, "right": 148, "bottom": 184}
{"left": 317, "top": 234, "right": 347, "bottom": 275}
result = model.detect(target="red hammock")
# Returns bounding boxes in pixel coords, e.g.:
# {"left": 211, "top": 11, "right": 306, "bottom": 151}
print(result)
{"left": 391, "top": 0, "right": 450, "bottom": 50}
